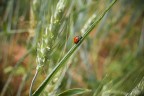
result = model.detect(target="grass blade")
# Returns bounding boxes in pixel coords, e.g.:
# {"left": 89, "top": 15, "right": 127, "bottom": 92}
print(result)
{"left": 57, "top": 88, "right": 91, "bottom": 96}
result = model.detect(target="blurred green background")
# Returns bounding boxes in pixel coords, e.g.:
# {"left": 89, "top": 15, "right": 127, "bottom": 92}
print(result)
{"left": 0, "top": 0, "right": 144, "bottom": 96}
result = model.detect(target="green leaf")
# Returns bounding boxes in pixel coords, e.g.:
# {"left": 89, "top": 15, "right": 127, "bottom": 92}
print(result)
{"left": 4, "top": 66, "right": 13, "bottom": 74}
{"left": 57, "top": 88, "right": 91, "bottom": 96}
{"left": 14, "top": 66, "right": 26, "bottom": 75}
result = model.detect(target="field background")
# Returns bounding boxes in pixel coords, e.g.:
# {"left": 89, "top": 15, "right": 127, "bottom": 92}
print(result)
{"left": 0, "top": 0, "right": 144, "bottom": 96}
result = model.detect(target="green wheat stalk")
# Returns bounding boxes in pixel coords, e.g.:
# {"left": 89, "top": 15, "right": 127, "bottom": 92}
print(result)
{"left": 30, "top": 0, "right": 67, "bottom": 96}
{"left": 127, "top": 77, "right": 144, "bottom": 96}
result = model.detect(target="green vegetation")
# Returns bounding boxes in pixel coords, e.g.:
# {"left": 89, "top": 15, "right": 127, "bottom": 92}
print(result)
{"left": 0, "top": 0, "right": 143, "bottom": 96}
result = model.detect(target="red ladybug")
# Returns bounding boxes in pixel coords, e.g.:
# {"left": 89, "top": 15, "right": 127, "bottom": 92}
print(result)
{"left": 74, "top": 36, "right": 82, "bottom": 44}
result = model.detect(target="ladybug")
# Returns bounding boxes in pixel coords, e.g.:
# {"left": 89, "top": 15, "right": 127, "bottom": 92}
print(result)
{"left": 74, "top": 36, "right": 82, "bottom": 44}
